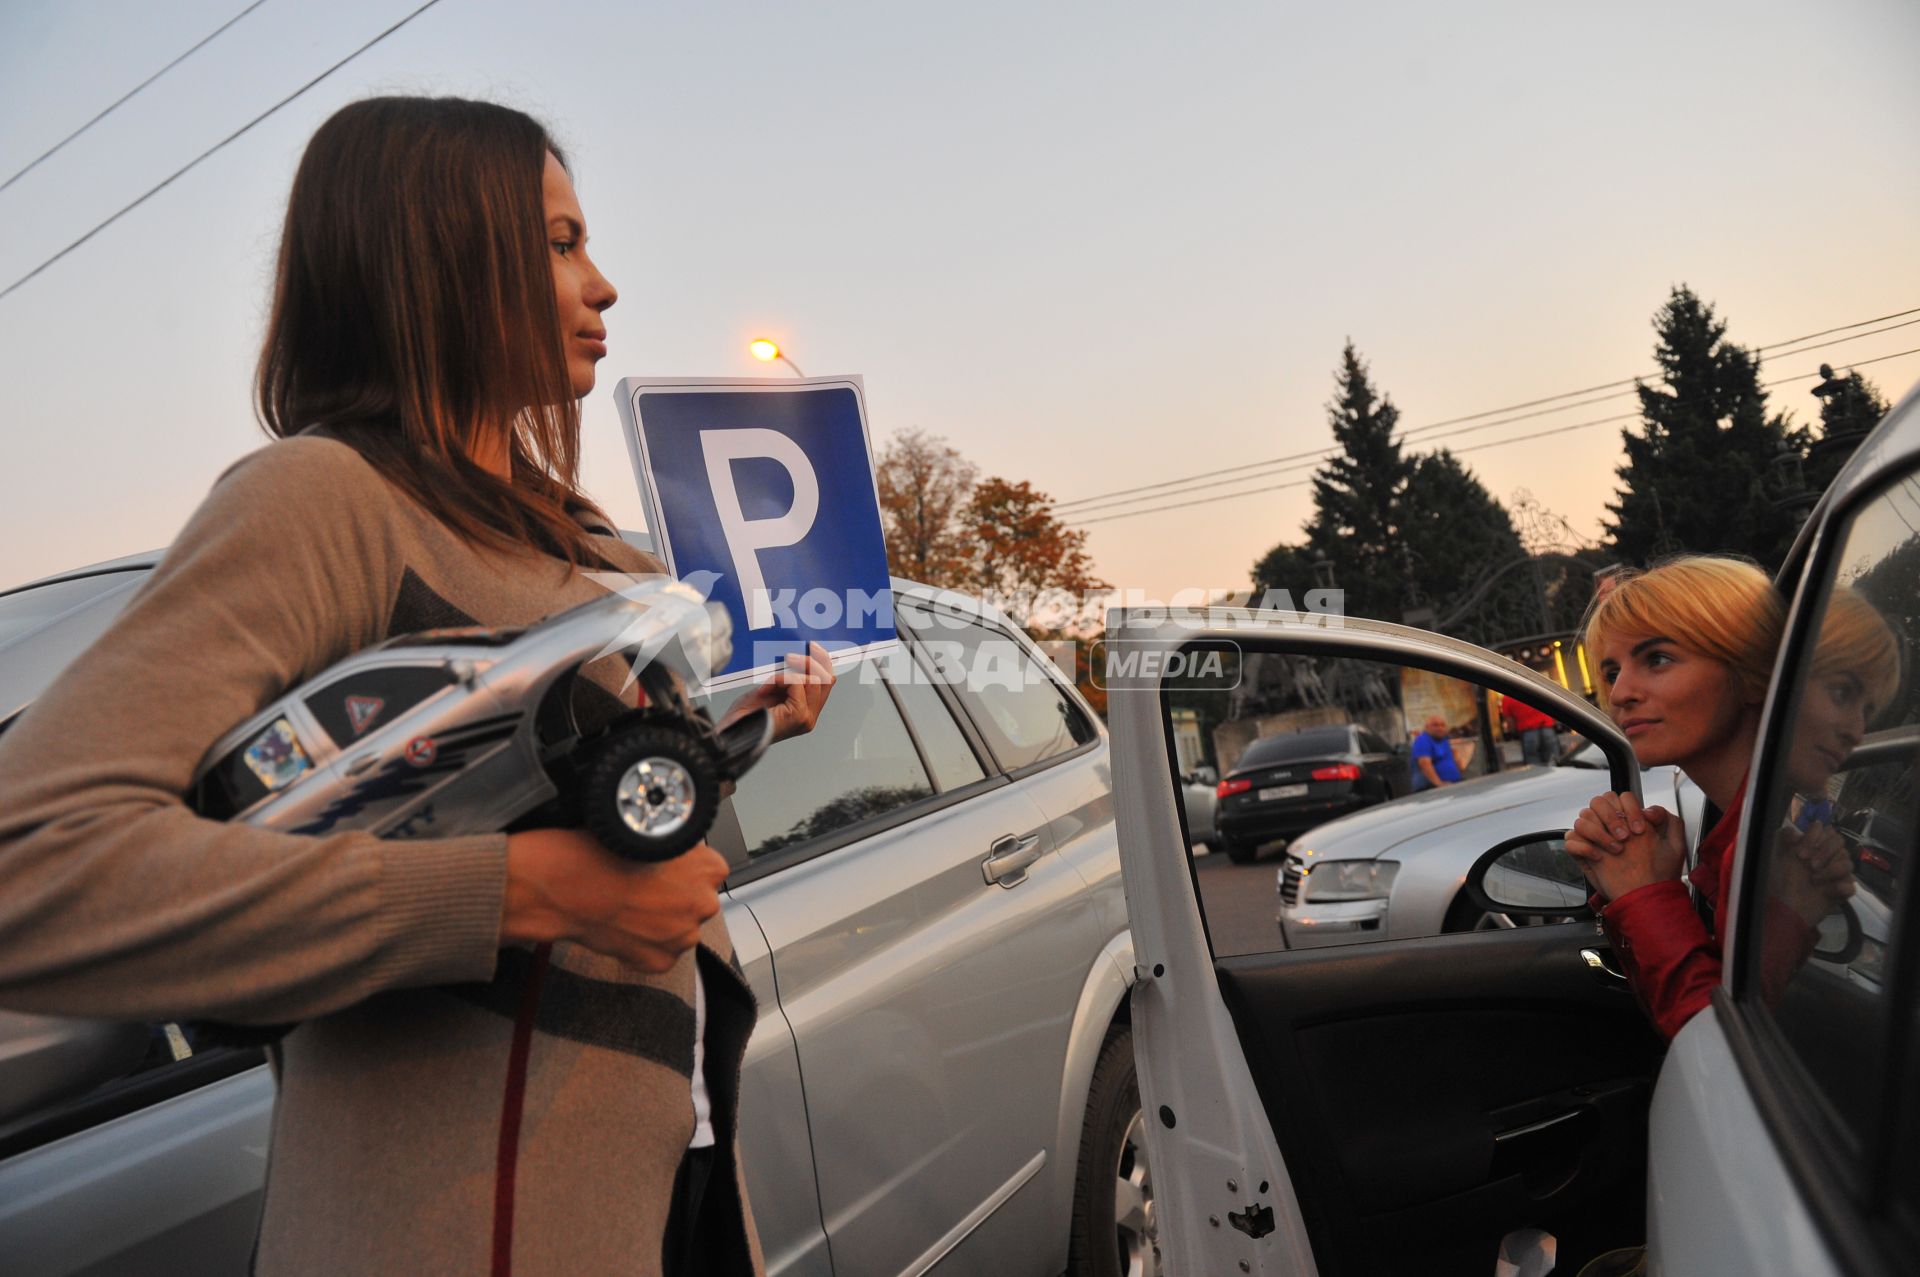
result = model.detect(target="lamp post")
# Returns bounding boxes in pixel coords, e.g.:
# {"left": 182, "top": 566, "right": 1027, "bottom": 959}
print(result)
{"left": 749, "top": 338, "right": 806, "bottom": 377}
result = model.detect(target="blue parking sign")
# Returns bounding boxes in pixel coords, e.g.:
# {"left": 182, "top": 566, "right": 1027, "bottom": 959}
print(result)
{"left": 614, "top": 376, "right": 897, "bottom": 688}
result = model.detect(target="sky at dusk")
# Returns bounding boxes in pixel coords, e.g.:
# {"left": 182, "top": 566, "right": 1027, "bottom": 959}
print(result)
{"left": 3, "top": 0, "right": 1917, "bottom": 599}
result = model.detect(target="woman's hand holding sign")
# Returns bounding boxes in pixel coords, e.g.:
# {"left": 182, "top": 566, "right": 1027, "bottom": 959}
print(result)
{"left": 720, "top": 641, "right": 837, "bottom": 743}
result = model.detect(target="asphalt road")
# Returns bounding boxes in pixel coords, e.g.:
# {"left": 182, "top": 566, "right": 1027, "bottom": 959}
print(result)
{"left": 1190, "top": 844, "right": 1290, "bottom": 958}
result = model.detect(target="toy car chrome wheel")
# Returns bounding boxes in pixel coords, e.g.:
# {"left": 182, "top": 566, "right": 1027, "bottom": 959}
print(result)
{"left": 614, "top": 756, "right": 698, "bottom": 839}
{"left": 579, "top": 721, "right": 720, "bottom": 862}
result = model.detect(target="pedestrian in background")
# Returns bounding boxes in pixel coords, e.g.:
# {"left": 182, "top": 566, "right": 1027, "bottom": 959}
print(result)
{"left": 1411, "top": 714, "right": 1462, "bottom": 790}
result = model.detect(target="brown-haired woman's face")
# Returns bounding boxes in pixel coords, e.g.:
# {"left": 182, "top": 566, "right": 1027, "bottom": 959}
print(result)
{"left": 544, "top": 151, "right": 617, "bottom": 398}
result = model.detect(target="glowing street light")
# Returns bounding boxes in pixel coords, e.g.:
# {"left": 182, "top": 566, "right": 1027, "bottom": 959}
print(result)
{"left": 749, "top": 337, "right": 806, "bottom": 377}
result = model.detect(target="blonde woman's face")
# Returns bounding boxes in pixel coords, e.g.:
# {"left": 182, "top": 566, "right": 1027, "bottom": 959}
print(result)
{"left": 543, "top": 152, "right": 617, "bottom": 398}
{"left": 1596, "top": 630, "right": 1750, "bottom": 769}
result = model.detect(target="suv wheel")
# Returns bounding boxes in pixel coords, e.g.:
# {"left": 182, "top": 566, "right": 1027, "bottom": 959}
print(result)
{"left": 1069, "top": 1026, "right": 1159, "bottom": 1277}
{"left": 1223, "top": 837, "right": 1256, "bottom": 864}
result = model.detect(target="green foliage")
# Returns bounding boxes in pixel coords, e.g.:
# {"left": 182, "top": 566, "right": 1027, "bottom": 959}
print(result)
{"left": 1300, "top": 342, "right": 1415, "bottom": 618}
{"left": 1399, "top": 450, "right": 1532, "bottom": 644}
{"left": 1805, "top": 369, "right": 1892, "bottom": 497}
{"left": 1254, "top": 343, "right": 1533, "bottom": 642}
{"left": 1604, "top": 286, "right": 1803, "bottom": 570}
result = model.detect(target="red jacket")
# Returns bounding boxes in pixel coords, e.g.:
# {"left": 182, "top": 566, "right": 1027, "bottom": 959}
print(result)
{"left": 1600, "top": 776, "right": 1815, "bottom": 1039}
{"left": 1500, "top": 696, "right": 1556, "bottom": 733}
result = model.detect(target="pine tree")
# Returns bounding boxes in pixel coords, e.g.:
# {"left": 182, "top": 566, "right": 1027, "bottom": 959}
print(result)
{"left": 1805, "top": 368, "right": 1891, "bottom": 497}
{"left": 1254, "top": 346, "right": 1531, "bottom": 639}
{"left": 1398, "top": 450, "right": 1532, "bottom": 644}
{"left": 1605, "top": 287, "right": 1803, "bottom": 570}
{"left": 1302, "top": 342, "right": 1415, "bottom": 619}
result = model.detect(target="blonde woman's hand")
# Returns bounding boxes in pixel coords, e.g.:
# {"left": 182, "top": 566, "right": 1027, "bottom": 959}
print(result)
{"left": 1566, "top": 791, "right": 1686, "bottom": 902}
{"left": 1770, "top": 821, "right": 1856, "bottom": 928}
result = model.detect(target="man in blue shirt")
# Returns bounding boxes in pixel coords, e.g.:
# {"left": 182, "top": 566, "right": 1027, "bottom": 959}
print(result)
{"left": 1410, "top": 715, "right": 1462, "bottom": 791}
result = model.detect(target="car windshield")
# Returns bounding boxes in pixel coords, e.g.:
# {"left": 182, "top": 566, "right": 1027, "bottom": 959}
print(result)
{"left": 1235, "top": 727, "right": 1352, "bottom": 770}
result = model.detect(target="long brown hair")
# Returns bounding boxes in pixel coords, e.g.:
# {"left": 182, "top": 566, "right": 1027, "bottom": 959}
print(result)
{"left": 257, "top": 96, "right": 604, "bottom": 565}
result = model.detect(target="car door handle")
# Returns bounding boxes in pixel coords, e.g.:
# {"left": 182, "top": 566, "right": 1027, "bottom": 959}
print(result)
{"left": 982, "top": 834, "right": 1044, "bottom": 887}
{"left": 1580, "top": 947, "right": 1627, "bottom": 984}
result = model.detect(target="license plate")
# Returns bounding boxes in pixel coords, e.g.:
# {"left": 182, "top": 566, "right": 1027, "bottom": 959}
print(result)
{"left": 1259, "top": 783, "right": 1309, "bottom": 801}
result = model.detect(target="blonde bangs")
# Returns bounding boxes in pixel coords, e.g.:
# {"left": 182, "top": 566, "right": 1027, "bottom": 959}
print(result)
{"left": 1584, "top": 557, "right": 1784, "bottom": 702}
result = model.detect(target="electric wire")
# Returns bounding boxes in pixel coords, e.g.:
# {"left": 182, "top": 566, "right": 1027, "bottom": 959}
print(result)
{"left": 1068, "top": 345, "right": 1920, "bottom": 528}
{"left": 1050, "top": 307, "right": 1920, "bottom": 514}
{"left": 0, "top": 0, "right": 272, "bottom": 195}
{"left": 1060, "top": 335, "right": 1920, "bottom": 520}
{"left": 0, "top": 0, "right": 443, "bottom": 305}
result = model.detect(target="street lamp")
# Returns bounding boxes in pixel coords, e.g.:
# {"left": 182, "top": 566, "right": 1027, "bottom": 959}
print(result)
{"left": 749, "top": 338, "right": 806, "bottom": 377}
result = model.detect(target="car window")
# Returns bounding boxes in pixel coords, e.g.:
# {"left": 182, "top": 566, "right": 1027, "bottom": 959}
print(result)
{"left": 887, "top": 657, "right": 988, "bottom": 791}
{"left": 1166, "top": 649, "right": 1590, "bottom": 958}
{"left": 1235, "top": 726, "right": 1353, "bottom": 770}
{"left": 910, "top": 613, "right": 1095, "bottom": 772}
{"left": 1741, "top": 467, "right": 1919, "bottom": 1191}
{"left": 0, "top": 572, "right": 141, "bottom": 650}
{"left": 711, "top": 658, "right": 936, "bottom": 860}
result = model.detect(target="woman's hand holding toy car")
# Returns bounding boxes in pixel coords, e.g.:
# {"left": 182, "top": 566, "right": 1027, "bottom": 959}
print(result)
{"left": 502, "top": 829, "right": 729, "bottom": 972}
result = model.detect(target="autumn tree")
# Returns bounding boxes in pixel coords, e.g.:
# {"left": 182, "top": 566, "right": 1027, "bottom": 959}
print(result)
{"left": 960, "top": 476, "right": 1107, "bottom": 619}
{"left": 1605, "top": 286, "right": 1803, "bottom": 570}
{"left": 875, "top": 428, "right": 978, "bottom": 584}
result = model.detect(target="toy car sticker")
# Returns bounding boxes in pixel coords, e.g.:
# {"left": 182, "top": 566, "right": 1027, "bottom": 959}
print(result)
{"left": 242, "top": 719, "right": 312, "bottom": 791}
{"left": 404, "top": 737, "right": 438, "bottom": 767}
{"left": 345, "top": 695, "right": 385, "bottom": 736}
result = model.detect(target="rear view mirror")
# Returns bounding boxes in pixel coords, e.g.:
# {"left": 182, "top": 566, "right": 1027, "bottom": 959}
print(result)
{"left": 1465, "top": 833, "right": 1593, "bottom": 919}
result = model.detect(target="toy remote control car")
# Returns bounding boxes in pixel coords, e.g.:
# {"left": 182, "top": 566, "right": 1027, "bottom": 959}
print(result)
{"left": 190, "top": 580, "right": 773, "bottom": 862}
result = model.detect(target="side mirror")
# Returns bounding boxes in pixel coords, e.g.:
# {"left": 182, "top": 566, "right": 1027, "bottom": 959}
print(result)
{"left": 1464, "top": 832, "right": 1593, "bottom": 919}
{"left": 1192, "top": 766, "right": 1218, "bottom": 788}
{"left": 1810, "top": 901, "right": 1864, "bottom": 965}
{"left": 1391, "top": 741, "right": 1410, "bottom": 755}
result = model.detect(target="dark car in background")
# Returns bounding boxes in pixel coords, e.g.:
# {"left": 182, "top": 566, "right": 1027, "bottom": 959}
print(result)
{"left": 1214, "top": 724, "right": 1411, "bottom": 862}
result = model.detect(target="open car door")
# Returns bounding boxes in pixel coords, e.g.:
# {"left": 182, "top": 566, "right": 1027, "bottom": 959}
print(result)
{"left": 1107, "top": 610, "right": 1655, "bottom": 1276}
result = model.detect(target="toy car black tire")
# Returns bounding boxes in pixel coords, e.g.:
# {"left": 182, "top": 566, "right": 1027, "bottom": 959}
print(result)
{"left": 578, "top": 720, "right": 722, "bottom": 862}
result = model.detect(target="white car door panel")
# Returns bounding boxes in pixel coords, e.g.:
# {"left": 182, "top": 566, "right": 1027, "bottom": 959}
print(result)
{"left": 1107, "top": 614, "right": 1646, "bottom": 1275}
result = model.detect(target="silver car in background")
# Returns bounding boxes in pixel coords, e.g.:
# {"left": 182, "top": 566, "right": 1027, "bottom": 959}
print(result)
{"left": 0, "top": 550, "right": 1146, "bottom": 1277}
{"left": 1276, "top": 746, "right": 1700, "bottom": 947}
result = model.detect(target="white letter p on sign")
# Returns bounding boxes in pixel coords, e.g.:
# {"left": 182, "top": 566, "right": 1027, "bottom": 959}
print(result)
{"left": 700, "top": 428, "right": 821, "bottom": 629}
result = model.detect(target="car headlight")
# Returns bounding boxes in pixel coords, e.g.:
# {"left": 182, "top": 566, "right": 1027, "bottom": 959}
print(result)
{"left": 1301, "top": 859, "right": 1398, "bottom": 903}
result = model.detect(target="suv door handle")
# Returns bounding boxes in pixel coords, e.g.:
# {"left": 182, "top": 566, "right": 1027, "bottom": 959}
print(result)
{"left": 982, "top": 834, "right": 1044, "bottom": 887}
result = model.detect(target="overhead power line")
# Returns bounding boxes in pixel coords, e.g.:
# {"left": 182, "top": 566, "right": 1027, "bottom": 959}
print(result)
{"left": 0, "top": 0, "right": 442, "bottom": 305}
{"left": 0, "top": 0, "right": 272, "bottom": 196}
{"left": 1050, "top": 306, "right": 1920, "bottom": 514}
{"left": 1068, "top": 345, "right": 1920, "bottom": 528}
{"left": 1059, "top": 328, "right": 1920, "bottom": 520}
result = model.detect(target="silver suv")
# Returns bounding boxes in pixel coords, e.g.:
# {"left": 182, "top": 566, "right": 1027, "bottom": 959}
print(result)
{"left": 0, "top": 555, "right": 1145, "bottom": 1277}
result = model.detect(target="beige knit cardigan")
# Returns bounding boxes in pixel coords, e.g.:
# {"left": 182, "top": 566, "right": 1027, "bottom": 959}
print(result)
{"left": 0, "top": 434, "right": 765, "bottom": 1276}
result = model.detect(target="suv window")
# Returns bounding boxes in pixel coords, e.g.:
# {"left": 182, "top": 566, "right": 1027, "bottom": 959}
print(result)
{"left": 716, "top": 659, "right": 936, "bottom": 859}
{"left": 909, "top": 614, "right": 1095, "bottom": 772}
{"left": 1742, "top": 468, "right": 1919, "bottom": 1196}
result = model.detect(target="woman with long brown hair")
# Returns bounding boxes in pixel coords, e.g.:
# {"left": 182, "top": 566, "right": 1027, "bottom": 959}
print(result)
{"left": 0, "top": 97, "right": 826, "bottom": 1275}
